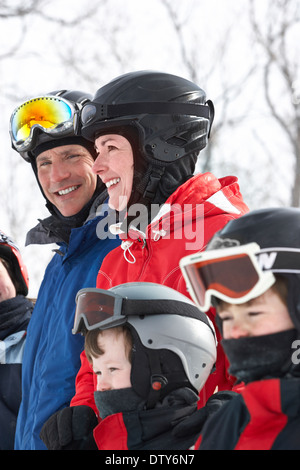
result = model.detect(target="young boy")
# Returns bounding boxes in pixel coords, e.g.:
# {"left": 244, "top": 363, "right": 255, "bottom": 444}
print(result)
{"left": 180, "top": 207, "right": 300, "bottom": 450}
{"left": 41, "top": 282, "right": 221, "bottom": 450}
{"left": 85, "top": 327, "right": 132, "bottom": 394}
{"left": 78, "top": 282, "right": 219, "bottom": 450}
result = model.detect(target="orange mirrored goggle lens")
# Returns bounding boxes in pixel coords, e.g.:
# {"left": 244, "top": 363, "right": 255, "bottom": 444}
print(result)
{"left": 11, "top": 96, "right": 74, "bottom": 142}
{"left": 184, "top": 253, "right": 260, "bottom": 308}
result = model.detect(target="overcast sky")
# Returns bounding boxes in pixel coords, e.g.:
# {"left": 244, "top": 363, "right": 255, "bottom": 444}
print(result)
{"left": 0, "top": 0, "right": 298, "bottom": 296}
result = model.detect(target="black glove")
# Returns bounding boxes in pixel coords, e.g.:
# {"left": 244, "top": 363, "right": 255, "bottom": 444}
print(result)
{"left": 40, "top": 405, "right": 98, "bottom": 450}
{"left": 172, "top": 390, "right": 238, "bottom": 438}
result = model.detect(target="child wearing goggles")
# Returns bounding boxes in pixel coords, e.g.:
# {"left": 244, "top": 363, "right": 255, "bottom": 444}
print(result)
{"left": 181, "top": 207, "right": 300, "bottom": 450}
{"left": 39, "top": 282, "right": 228, "bottom": 450}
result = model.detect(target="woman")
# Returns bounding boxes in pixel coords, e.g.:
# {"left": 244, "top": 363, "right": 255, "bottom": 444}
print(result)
{"left": 75, "top": 70, "right": 249, "bottom": 405}
{"left": 41, "top": 71, "right": 249, "bottom": 447}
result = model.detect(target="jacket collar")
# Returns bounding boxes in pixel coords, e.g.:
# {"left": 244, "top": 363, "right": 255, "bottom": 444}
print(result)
{"left": 94, "top": 388, "right": 199, "bottom": 450}
{"left": 108, "top": 172, "right": 246, "bottom": 261}
{"left": 26, "top": 192, "right": 109, "bottom": 246}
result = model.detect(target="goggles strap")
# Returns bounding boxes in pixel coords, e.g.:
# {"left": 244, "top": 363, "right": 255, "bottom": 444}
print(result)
{"left": 122, "top": 299, "right": 214, "bottom": 334}
{"left": 87, "top": 102, "right": 210, "bottom": 122}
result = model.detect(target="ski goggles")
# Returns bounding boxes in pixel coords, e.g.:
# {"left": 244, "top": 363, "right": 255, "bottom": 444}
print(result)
{"left": 73, "top": 285, "right": 207, "bottom": 335}
{"left": 10, "top": 96, "right": 76, "bottom": 152}
{"left": 72, "top": 288, "right": 127, "bottom": 335}
{"left": 180, "top": 242, "right": 276, "bottom": 312}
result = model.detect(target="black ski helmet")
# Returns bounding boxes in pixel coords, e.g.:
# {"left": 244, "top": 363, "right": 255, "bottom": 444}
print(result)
{"left": 77, "top": 71, "right": 214, "bottom": 208}
{"left": 206, "top": 207, "right": 300, "bottom": 331}
{"left": 0, "top": 229, "right": 29, "bottom": 296}
{"left": 74, "top": 282, "right": 217, "bottom": 407}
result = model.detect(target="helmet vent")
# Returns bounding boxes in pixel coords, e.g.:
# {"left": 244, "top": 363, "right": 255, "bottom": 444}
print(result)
{"left": 166, "top": 136, "right": 188, "bottom": 147}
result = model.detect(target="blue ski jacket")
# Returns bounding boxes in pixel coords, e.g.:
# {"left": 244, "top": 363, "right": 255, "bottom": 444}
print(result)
{"left": 14, "top": 214, "right": 120, "bottom": 450}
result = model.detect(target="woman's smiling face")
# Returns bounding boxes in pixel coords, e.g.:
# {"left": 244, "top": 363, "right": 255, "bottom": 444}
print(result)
{"left": 93, "top": 134, "right": 134, "bottom": 212}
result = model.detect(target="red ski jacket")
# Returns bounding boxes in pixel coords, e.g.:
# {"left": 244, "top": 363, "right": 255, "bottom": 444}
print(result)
{"left": 93, "top": 400, "right": 199, "bottom": 450}
{"left": 71, "top": 172, "right": 249, "bottom": 413}
{"left": 196, "top": 378, "right": 300, "bottom": 450}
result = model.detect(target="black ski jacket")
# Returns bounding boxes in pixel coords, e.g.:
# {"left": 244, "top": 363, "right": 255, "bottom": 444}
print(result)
{"left": 0, "top": 296, "right": 33, "bottom": 449}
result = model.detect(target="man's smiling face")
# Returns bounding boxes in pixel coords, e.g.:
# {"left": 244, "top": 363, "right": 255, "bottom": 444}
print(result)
{"left": 36, "top": 144, "right": 97, "bottom": 217}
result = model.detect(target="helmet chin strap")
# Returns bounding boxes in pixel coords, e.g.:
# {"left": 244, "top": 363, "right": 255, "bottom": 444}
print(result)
{"left": 142, "top": 166, "right": 166, "bottom": 202}
{"left": 205, "top": 99, "right": 215, "bottom": 138}
{"left": 120, "top": 165, "right": 166, "bottom": 235}
{"left": 146, "top": 349, "right": 168, "bottom": 409}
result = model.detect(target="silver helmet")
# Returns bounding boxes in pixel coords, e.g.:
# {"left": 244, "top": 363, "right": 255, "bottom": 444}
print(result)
{"left": 73, "top": 282, "right": 217, "bottom": 405}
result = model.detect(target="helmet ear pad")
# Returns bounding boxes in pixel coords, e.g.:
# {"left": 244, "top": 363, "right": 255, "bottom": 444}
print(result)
{"left": 123, "top": 120, "right": 200, "bottom": 208}
{"left": 129, "top": 325, "right": 192, "bottom": 404}
{"left": 101, "top": 123, "right": 199, "bottom": 211}
{"left": 151, "top": 152, "right": 198, "bottom": 206}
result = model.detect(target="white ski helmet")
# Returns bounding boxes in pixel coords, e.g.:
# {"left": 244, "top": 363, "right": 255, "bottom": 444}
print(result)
{"left": 73, "top": 282, "right": 217, "bottom": 406}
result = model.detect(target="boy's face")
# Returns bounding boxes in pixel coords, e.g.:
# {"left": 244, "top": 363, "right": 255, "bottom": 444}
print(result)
{"left": 217, "top": 287, "right": 294, "bottom": 340}
{"left": 92, "top": 329, "right": 132, "bottom": 392}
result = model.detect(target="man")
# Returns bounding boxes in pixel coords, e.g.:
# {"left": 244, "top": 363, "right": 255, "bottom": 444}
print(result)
{"left": 9, "top": 90, "right": 120, "bottom": 449}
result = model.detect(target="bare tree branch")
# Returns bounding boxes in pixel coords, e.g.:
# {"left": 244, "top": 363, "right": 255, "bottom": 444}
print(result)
{"left": 0, "top": 0, "right": 47, "bottom": 18}
{"left": 161, "top": 0, "right": 256, "bottom": 174}
{"left": 35, "top": 1, "right": 106, "bottom": 27}
{"left": 249, "top": 0, "right": 300, "bottom": 206}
